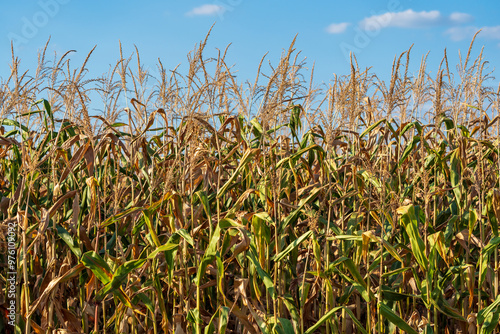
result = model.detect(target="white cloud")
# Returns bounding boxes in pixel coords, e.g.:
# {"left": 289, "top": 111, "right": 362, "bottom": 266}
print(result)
{"left": 445, "top": 26, "right": 500, "bottom": 41}
{"left": 359, "top": 9, "right": 442, "bottom": 30}
{"left": 475, "top": 26, "right": 500, "bottom": 39}
{"left": 449, "top": 12, "right": 473, "bottom": 24}
{"left": 186, "top": 4, "right": 225, "bottom": 17}
{"left": 326, "top": 22, "right": 350, "bottom": 34}
{"left": 444, "top": 26, "right": 478, "bottom": 41}
{"left": 358, "top": 10, "right": 474, "bottom": 31}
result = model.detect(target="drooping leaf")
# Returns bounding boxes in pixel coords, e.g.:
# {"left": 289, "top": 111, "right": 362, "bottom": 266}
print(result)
{"left": 379, "top": 302, "right": 418, "bottom": 334}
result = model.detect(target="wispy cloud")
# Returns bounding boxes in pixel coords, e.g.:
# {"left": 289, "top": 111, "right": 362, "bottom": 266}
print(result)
{"left": 186, "top": 4, "right": 225, "bottom": 17}
{"left": 359, "top": 10, "right": 473, "bottom": 30}
{"left": 449, "top": 12, "right": 473, "bottom": 24}
{"left": 445, "top": 26, "right": 500, "bottom": 41}
{"left": 360, "top": 10, "right": 441, "bottom": 30}
{"left": 326, "top": 22, "right": 350, "bottom": 34}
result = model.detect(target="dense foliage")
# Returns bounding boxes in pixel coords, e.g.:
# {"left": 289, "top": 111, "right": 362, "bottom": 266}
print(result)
{"left": 1, "top": 35, "right": 500, "bottom": 333}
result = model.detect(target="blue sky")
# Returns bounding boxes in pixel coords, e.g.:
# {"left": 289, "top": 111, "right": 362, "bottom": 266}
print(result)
{"left": 1, "top": 0, "right": 500, "bottom": 100}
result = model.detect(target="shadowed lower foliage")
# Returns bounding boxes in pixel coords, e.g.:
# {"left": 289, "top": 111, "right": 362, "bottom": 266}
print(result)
{"left": 0, "top": 32, "right": 500, "bottom": 333}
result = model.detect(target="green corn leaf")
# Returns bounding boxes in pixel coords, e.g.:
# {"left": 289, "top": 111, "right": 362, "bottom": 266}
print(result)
{"left": 379, "top": 302, "right": 418, "bottom": 334}
{"left": 478, "top": 294, "right": 500, "bottom": 325}
{"left": 132, "top": 292, "right": 154, "bottom": 315}
{"left": 276, "top": 144, "right": 320, "bottom": 168}
{"left": 429, "top": 286, "right": 466, "bottom": 321}
{"left": 304, "top": 306, "right": 343, "bottom": 334}
{"left": 43, "top": 99, "right": 54, "bottom": 127}
{"left": 196, "top": 190, "right": 212, "bottom": 227}
{"left": 397, "top": 136, "right": 420, "bottom": 170}
{"left": 147, "top": 238, "right": 181, "bottom": 259}
{"left": 481, "top": 310, "right": 500, "bottom": 334}
{"left": 219, "top": 306, "right": 230, "bottom": 334}
{"left": 218, "top": 148, "right": 260, "bottom": 198}
{"left": 2, "top": 119, "right": 30, "bottom": 134}
{"left": 101, "top": 206, "right": 144, "bottom": 228}
{"left": 247, "top": 245, "right": 275, "bottom": 299}
{"left": 143, "top": 208, "right": 161, "bottom": 247}
{"left": 281, "top": 295, "right": 300, "bottom": 333}
{"left": 80, "top": 251, "right": 112, "bottom": 284}
{"left": 177, "top": 228, "right": 194, "bottom": 247}
{"left": 196, "top": 224, "right": 221, "bottom": 285}
{"left": 304, "top": 306, "right": 367, "bottom": 334}
{"left": 398, "top": 205, "right": 428, "bottom": 271}
{"left": 360, "top": 119, "right": 386, "bottom": 138}
{"left": 450, "top": 150, "right": 462, "bottom": 207}
{"left": 330, "top": 257, "right": 374, "bottom": 302}
{"left": 280, "top": 186, "right": 325, "bottom": 233}
{"left": 56, "top": 225, "right": 82, "bottom": 258}
{"left": 381, "top": 267, "right": 411, "bottom": 278}
{"left": 196, "top": 218, "right": 239, "bottom": 285}
{"left": 277, "top": 318, "right": 294, "bottom": 334}
{"left": 96, "top": 258, "right": 146, "bottom": 300}
{"left": 273, "top": 230, "right": 312, "bottom": 262}
{"left": 483, "top": 236, "right": 500, "bottom": 254}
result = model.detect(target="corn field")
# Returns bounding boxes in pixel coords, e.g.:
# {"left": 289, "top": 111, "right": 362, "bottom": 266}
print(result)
{"left": 1, "top": 34, "right": 500, "bottom": 333}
